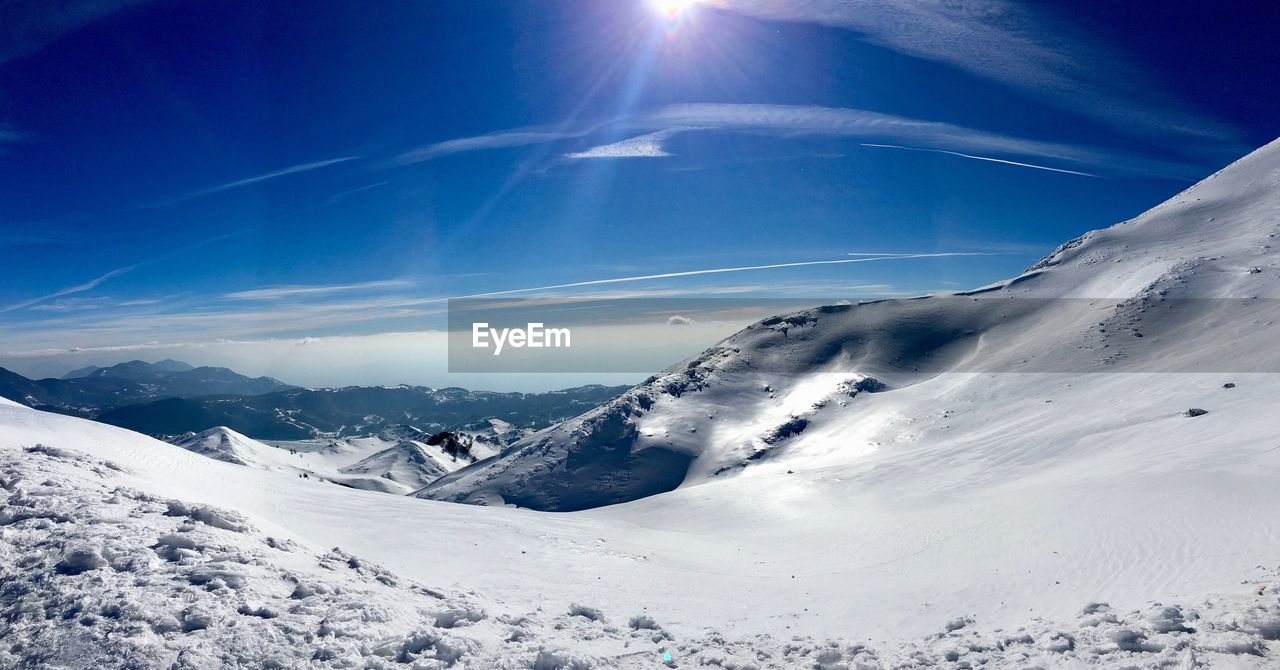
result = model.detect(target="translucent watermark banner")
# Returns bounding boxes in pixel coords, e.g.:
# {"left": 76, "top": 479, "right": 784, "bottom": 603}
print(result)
{"left": 446, "top": 296, "right": 1280, "bottom": 374}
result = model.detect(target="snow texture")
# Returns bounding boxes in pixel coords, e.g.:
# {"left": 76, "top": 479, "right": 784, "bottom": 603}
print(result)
{"left": 3, "top": 442, "right": 1279, "bottom": 668}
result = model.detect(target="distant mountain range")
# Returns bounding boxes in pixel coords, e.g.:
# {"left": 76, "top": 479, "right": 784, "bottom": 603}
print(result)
{"left": 94, "top": 384, "right": 629, "bottom": 439}
{"left": 61, "top": 358, "right": 194, "bottom": 379}
{"left": 0, "top": 359, "right": 627, "bottom": 440}
{"left": 0, "top": 360, "right": 296, "bottom": 413}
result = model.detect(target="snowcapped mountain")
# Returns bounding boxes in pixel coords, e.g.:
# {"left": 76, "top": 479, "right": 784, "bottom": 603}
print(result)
{"left": 419, "top": 138, "right": 1280, "bottom": 511}
{"left": 338, "top": 441, "right": 449, "bottom": 492}
{"left": 3, "top": 141, "right": 1280, "bottom": 667}
{"left": 167, "top": 424, "right": 488, "bottom": 495}
{"left": 454, "top": 417, "right": 532, "bottom": 451}
{"left": 170, "top": 426, "right": 269, "bottom": 467}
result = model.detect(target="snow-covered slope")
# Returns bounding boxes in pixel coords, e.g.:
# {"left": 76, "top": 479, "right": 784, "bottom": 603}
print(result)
{"left": 168, "top": 425, "right": 494, "bottom": 495}
{"left": 338, "top": 440, "right": 450, "bottom": 492}
{"left": 170, "top": 427, "right": 275, "bottom": 467}
{"left": 454, "top": 417, "right": 530, "bottom": 454}
{"left": 308, "top": 424, "right": 505, "bottom": 471}
{"left": 420, "top": 138, "right": 1280, "bottom": 511}
{"left": 3, "top": 388, "right": 1279, "bottom": 668}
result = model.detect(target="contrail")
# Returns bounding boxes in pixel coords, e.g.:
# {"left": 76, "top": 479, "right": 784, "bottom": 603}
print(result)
{"left": 861, "top": 143, "right": 1100, "bottom": 177}
{"left": 0, "top": 265, "right": 138, "bottom": 314}
{"left": 437, "top": 252, "right": 997, "bottom": 302}
{"left": 1, "top": 229, "right": 252, "bottom": 314}
{"left": 148, "top": 157, "right": 360, "bottom": 207}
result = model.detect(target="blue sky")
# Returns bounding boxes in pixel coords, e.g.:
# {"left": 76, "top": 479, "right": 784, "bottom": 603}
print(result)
{"left": 2, "top": 0, "right": 1278, "bottom": 388}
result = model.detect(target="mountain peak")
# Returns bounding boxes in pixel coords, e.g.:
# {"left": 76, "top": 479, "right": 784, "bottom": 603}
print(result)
{"left": 62, "top": 359, "right": 194, "bottom": 380}
{"left": 151, "top": 359, "right": 196, "bottom": 372}
{"left": 61, "top": 365, "right": 103, "bottom": 379}
{"left": 339, "top": 440, "right": 449, "bottom": 490}
{"left": 89, "top": 359, "right": 196, "bottom": 379}
{"left": 170, "top": 426, "right": 264, "bottom": 466}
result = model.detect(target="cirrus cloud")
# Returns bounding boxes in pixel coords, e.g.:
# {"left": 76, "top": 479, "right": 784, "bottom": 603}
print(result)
{"left": 565, "top": 130, "right": 680, "bottom": 160}
{"left": 548, "top": 103, "right": 1205, "bottom": 179}
{"left": 714, "top": 0, "right": 1239, "bottom": 147}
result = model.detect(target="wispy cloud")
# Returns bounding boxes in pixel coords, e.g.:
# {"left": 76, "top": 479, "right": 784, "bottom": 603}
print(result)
{"left": 28, "top": 299, "right": 106, "bottom": 313}
{"left": 442, "top": 252, "right": 996, "bottom": 300}
{"left": 0, "top": 229, "right": 249, "bottom": 316}
{"left": 395, "top": 130, "right": 590, "bottom": 165}
{"left": 224, "top": 280, "right": 414, "bottom": 301}
{"left": 715, "top": 0, "right": 1238, "bottom": 145}
{"left": 0, "top": 124, "right": 26, "bottom": 148}
{"left": 406, "top": 103, "right": 1204, "bottom": 179}
{"left": 26, "top": 296, "right": 160, "bottom": 313}
{"left": 0, "top": 251, "right": 987, "bottom": 351}
{"left": 325, "top": 181, "right": 389, "bottom": 203}
{"left": 565, "top": 130, "right": 680, "bottom": 159}
{"left": 0, "top": 265, "right": 137, "bottom": 314}
{"left": 1, "top": 0, "right": 154, "bottom": 66}
{"left": 150, "top": 157, "right": 360, "bottom": 206}
{"left": 633, "top": 103, "right": 1193, "bottom": 176}
{"left": 860, "top": 143, "right": 1099, "bottom": 178}
{"left": 0, "top": 220, "right": 89, "bottom": 247}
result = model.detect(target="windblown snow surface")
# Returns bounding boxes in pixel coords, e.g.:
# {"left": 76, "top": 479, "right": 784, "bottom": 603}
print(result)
{"left": 3, "top": 139, "right": 1280, "bottom": 668}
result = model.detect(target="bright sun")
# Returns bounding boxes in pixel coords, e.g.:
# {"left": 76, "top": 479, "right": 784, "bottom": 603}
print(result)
{"left": 653, "top": 0, "right": 701, "bottom": 18}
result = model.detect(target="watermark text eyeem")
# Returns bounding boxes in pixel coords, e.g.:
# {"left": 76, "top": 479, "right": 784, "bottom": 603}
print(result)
{"left": 471, "top": 322, "right": 571, "bottom": 356}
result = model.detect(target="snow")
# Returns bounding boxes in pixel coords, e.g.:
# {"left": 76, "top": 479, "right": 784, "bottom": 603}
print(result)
{"left": 338, "top": 441, "right": 449, "bottom": 492}
{"left": 170, "top": 427, "right": 275, "bottom": 467}
{"left": 2, "top": 138, "right": 1280, "bottom": 666}
{"left": 453, "top": 417, "right": 528, "bottom": 457}
{"left": 417, "top": 138, "right": 1280, "bottom": 634}
{"left": 4, "top": 436, "right": 1279, "bottom": 667}
{"left": 165, "top": 426, "right": 489, "bottom": 495}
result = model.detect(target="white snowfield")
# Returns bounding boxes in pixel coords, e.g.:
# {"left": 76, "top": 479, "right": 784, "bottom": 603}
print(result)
{"left": 2, "top": 138, "right": 1280, "bottom": 668}
{"left": 166, "top": 426, "right": 498, "bottom": 495}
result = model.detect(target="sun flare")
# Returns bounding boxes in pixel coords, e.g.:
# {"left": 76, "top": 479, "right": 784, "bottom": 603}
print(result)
{"left": 653, "top": 0, "right": 701, "bottom": 19}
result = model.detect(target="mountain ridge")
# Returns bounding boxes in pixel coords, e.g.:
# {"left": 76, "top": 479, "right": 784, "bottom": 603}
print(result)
{"left": 0, "top": 363, "right": 628, "bottom": 441}
{"left": 0, "top": 361, "right": 296, "bottom": 413}
{"left": 94, "top": 384, "right": 630, "bottom": 439}
{"left": 73, "top": 359, "right": 196, "bottom": 379}
{"left": 419, "top": 136, "right": 1280, "bottom": 511}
